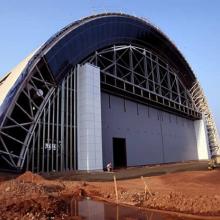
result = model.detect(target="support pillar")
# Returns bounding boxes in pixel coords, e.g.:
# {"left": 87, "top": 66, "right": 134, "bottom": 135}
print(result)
{"left": 194, "top": 117, "right": 210, "bottom": 160}
{"left": 77, "top": 63, "right": 103, "bottom": 170}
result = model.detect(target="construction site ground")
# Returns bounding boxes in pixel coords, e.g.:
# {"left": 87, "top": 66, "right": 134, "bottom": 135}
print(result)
{"left": 1, "top": 160, "right": 220, "bottom": 219}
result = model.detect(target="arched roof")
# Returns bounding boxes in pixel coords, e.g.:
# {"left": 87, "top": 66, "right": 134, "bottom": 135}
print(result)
{"left": 0, "top": 13, "right": 197, "bottom": 125}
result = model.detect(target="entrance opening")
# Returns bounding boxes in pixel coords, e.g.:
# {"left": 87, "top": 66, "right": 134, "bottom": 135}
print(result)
{"left": 113, "top": 138, "right": 127, "bottom": 168}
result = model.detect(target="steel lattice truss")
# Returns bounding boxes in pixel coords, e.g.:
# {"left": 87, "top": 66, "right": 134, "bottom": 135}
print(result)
{"left": 84, "top": 45, "right": 201, "bottom": 119}
{"left": 0, "top": 59, "right": 56, "bottom": 171}
{"left": 0, "top": 44, "right": 204, "bottom": 172}
{"left": 190, "top": 81, "right": 220, "bottom": 155}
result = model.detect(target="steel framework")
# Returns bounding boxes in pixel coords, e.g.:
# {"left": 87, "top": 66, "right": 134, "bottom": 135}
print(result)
{"left": 190, "top": 81, "right": 220, "bottom": 155}
{"left": 0, "top": 58, "right": 56, "bottom": 171}
{"left": 25, "top": 69, "right": 77, "bottom": 172}
{"left": 0, "top": 44, "right": 217, "bottom": 173}
{"left": 83, "top": 45, "right": 201, "bottom": 119}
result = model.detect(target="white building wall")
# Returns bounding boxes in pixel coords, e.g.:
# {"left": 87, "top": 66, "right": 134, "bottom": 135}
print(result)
{"left": 101, "top": 93, "right": 199, "bottom": 167}
{"left": 77, "top": 63, "right": 103, "bottom": 170}
{"left": 194, "top": 117, "right": 210, "bottom": 160}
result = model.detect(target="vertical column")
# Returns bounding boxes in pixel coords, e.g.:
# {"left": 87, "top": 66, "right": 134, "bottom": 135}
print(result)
{"left": 61, "top": 81, "right": 65, "bottom": 171}
{"left": 77, "top": 63, "right": 103, "bottom": 170}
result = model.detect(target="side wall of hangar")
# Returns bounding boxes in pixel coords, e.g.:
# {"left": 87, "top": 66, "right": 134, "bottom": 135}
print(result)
{"left": 0, "top": 13, "right": 218, "bottom": 172}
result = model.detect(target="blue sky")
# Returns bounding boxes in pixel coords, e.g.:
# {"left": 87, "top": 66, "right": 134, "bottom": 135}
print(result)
{"left": 0, "top": 0, "right": 219, "bottom": 133}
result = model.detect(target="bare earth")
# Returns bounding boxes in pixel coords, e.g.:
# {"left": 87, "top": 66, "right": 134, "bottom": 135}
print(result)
{"left": 0, "top": 163, "right": 220, "bottom": 219}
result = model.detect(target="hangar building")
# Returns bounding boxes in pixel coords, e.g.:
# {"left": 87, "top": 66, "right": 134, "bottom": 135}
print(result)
{"left": 0, "top": 13, "right": 219, "bottom": 172}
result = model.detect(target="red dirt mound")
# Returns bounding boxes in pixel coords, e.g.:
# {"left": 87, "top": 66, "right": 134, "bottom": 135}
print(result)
{"left": 16, "top": 171, "right": 44, "bottom": 183}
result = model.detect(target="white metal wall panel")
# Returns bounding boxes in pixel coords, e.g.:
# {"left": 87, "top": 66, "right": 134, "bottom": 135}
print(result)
{"left": 77, "top": 64, "right": 103, "bottom": 170}
{"left": 194, "top": 118, "right": 210, "bottom": 159}
{"left": 101, "top": 92, "right": 198, "bottom": 167}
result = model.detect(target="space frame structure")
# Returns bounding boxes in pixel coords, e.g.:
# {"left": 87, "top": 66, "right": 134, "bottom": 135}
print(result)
{"left": 0, "top": 13, "right": 219, "bottom": 172}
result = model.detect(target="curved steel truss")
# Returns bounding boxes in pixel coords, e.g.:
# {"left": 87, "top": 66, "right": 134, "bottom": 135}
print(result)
{"left": 0, "top": 58, "right": 56, "bottom": 171}
{"left": 84, "top": 45, "right": 201, "bottom": 119}
{"left": 0, "top": 44, "right": 218, "bottom": 173}
{"left": 190, "top": 81, "right": 220, "bottom": 155}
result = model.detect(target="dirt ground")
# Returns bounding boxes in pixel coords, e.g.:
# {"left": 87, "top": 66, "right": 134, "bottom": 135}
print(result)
{"left": 0, "top": 162, "right": 220, "bottom": 219}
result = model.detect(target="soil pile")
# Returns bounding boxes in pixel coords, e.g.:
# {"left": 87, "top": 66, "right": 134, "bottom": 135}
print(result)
{"left": 16, "top": 171, "right": 44, "bottom": 183}
{"left": 0, "top": 172, "right": 71, "bottom": 219}
{"left": 0, "top": 168, "right": 220, "bottom": 218}
{"left": 0, "top": 196, "right": 69, "bottom": 220}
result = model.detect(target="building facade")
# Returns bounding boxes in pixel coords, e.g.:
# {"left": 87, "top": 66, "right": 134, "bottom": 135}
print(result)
{"left": 0, "top": 13, "right": 219, "bottom": 172}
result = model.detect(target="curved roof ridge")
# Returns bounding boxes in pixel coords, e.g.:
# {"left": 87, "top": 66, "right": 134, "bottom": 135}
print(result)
{"left": 41, "top": 12, "right": 196, "bottom": 80}
{"left": 27, "top": 13, "right": 194, "bottom": 76}
{"left": 0, "top": 13, "right": 196, "bottom": 90}
{"left": 0, "top": 13, "right": 197, "bottom": 120}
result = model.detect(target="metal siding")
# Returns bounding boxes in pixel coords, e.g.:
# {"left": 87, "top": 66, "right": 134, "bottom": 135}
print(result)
{"left": 101, "top": 92, "right": 198, "bottom": 167}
